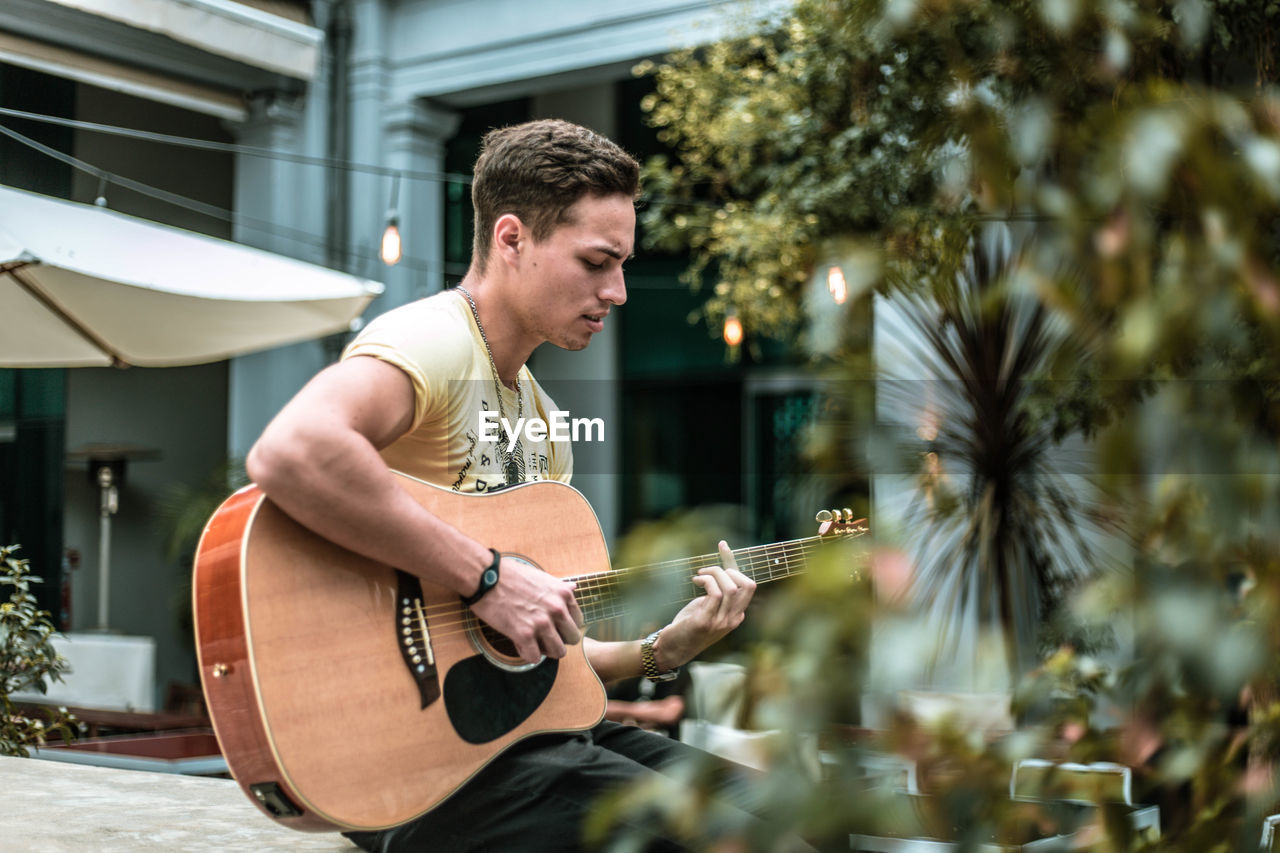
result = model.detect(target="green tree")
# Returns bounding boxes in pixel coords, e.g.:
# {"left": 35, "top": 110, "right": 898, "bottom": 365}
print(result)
{"left": 616, "top": 0, "right": 1280, "bottom": 848}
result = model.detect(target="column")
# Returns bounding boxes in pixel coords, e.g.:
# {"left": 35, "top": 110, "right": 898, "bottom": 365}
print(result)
{"left": 226, "top": 90, "right": 330, "bottom": 457}
{"left": 379, "top": 99, "right": 460, "bottom": 309}
{"left": 345, "top": 0, "right": 390, "bottom": 284}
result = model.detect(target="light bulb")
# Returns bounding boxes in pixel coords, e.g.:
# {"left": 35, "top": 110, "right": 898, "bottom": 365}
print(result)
{"left": 380, "top": 218, "right": 402, "bottom": 266}
{"left": 723, "top": 314, "right": 744, "bottom": 347}
{"left": 827, "top": 265, "right": 848, "bottom": 305}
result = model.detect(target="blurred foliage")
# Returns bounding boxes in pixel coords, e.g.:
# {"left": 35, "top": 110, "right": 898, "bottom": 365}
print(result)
{"left": 608, "top": 0, "right": 1280, "bottom": 849}
{"left": 153, "top": 459, "right": 247, "bottom": 645}
{"left": 605, "top": 504, "right": 749, "bottom": 641}
{"left": 0, "top": 545, "right": 76, "bottom": 757}
{"left": 154, "top": 458, "right": 248, "bottom": 566}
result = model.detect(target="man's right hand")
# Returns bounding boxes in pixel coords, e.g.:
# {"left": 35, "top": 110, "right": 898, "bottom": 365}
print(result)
{"left": 468, "top": 557, "right": 583, "bottom": 663}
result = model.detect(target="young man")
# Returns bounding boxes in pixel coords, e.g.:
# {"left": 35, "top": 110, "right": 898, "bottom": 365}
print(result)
{"left": 246, "top": 119, "right": 758, "bottom": 850}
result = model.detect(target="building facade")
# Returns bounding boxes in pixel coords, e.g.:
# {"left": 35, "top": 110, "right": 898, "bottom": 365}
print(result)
{"left": 0, "top": 0, "right": 798, "bottom": 702}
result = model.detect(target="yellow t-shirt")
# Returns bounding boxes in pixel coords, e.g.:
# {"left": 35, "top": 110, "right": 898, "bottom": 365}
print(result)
{"left": 342, "top": 290, "right": 572, "bottom": 492}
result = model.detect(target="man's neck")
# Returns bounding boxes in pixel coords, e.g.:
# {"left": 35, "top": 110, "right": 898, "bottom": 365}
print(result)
{"left": 455, "top": 273, "right": 535, "bottom": 388}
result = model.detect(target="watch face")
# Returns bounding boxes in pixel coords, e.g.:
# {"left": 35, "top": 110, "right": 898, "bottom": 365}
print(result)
{"left": 482, "top": 568, "right": 499, "bottom": 587}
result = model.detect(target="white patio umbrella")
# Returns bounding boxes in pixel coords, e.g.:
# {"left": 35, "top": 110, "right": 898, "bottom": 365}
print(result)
{"left": 0, "top": 183, "right": 383, "bottom": 630}
{"left": 0, "top": 183, "right": 383, "bottom": 368}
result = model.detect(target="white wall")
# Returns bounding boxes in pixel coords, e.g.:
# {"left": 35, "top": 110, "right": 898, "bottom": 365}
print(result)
{"left": 63, "top": 362, "right": 228, "bottom": 707}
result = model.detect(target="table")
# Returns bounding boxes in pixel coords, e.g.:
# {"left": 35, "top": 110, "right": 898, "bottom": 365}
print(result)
{"left": 16, "top": 701, "right": 209, "bottom": 738}
{"left": 32, "top": 730, "right": 226, "bottom": 775}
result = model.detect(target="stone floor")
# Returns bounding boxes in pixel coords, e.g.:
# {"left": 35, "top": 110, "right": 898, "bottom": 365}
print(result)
{"left": 1, "top": 755, "right": 356, "bottom": 851}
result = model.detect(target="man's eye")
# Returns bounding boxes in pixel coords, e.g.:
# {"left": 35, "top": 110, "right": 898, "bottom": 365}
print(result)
{"left": 583, "top": 259, "right": 605, "bottom": 271}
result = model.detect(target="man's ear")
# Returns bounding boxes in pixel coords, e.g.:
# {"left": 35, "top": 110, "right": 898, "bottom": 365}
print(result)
{"left": 493, "top": 213, "right": 524, "bottom": 267}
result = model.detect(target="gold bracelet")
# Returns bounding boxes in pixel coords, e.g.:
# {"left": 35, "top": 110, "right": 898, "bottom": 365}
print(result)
{"left": 640, "top": 629, "right": 678, "bottom": 683}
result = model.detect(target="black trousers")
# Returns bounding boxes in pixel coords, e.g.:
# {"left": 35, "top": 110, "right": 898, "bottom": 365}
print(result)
{"left": 343, "top": 721, "right": 766, "bottom": 852}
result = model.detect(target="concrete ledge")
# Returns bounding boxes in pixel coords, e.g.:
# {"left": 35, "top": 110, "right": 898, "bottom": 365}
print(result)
{"left": 2, "top": 755, "right": 354, "bottom": 851}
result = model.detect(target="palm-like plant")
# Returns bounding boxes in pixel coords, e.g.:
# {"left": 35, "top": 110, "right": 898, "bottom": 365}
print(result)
{"left": 154, "top": 459, "right": 248, "bottom": 643}
{"left": 880, "top": 224, "right": 1118, "bottom": 681}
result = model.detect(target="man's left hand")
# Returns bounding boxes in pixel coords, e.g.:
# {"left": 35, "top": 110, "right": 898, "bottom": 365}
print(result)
{"left": 653, "top": 540, "right": 756, "bottom": 671}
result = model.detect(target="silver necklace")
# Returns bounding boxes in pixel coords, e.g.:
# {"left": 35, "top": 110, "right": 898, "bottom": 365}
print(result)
{"left": 455, "top": 285, "right": 526, "bottom": 485}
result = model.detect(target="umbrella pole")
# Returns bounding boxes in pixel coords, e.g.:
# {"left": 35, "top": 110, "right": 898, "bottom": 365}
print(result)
{"left": 96, "top": 465, "right": 118, "bottom": 631}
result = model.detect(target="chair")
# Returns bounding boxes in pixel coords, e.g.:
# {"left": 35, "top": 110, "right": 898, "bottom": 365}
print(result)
{"left": 1009, "top": 759, "right": 1159, "bottom": 840}
{"left": 678, "top": 662, "right": 820, "bottom": 776}
{"left": 1260, "top": 813, "right": 1280, "bottom": 852}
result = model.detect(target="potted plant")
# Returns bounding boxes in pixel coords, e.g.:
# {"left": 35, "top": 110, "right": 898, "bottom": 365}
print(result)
{"left": 0, "top": 545, "right": 77, "bottom": 756}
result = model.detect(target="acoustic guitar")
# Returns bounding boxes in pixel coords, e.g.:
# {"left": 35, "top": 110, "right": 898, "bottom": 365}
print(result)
{"left": 193, "top": 470, "right": 866, "bottom": 832}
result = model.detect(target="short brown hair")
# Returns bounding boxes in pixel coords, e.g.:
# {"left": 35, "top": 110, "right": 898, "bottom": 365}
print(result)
{"left": 470, "top": 119, "right": 640, "bottom": 271}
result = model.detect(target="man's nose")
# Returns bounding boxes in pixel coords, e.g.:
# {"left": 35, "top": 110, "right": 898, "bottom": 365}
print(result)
{"left": 602, "top": 267, "right": 627, "bottom": 306}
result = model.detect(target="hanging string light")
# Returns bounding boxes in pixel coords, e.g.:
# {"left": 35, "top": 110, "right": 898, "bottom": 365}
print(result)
{"left": 0, "top": 114, "right": 462, "bottom": 276}
{"left": 380, "top": 171, "right": 402, "bottom": 266}
{"left": 723, "top": 311, "right": 744, "bottom": 347}
{"left": 0, "top": 108, "right": 729, "bottom": 278}
{"left": 827, "top": 265, "right": 848, "bottom": 305}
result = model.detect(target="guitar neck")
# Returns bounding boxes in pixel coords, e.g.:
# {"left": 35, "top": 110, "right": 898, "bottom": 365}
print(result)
{"left": 569, "top": 535, "right": 833, "bottom": 626}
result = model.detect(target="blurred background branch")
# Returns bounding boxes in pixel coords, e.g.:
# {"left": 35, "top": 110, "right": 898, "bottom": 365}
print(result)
{"left": 604, "top": 0, "right": 1280, "bottom": 848}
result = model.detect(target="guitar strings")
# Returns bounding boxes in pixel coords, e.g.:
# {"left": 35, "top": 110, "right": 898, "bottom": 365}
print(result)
{"left": 404, "top": 539, "right": 828, "bottom": 641}
{"left": 406, "top": 531, "right": 864, "bottom": 628}
{"left": 398, "top": 533, "right": 867, "bottom": 644}
{"left": 409, "top": 533, "right": 843, "bottom": 621}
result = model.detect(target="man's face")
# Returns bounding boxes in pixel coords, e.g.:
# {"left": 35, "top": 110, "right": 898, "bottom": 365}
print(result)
{"left": 515, "top": 192, "right": 634, "bottom": 351}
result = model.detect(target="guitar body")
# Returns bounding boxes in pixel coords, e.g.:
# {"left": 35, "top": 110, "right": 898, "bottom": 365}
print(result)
{"left": 193, "top": 473, "right": 610, "bottom": 832}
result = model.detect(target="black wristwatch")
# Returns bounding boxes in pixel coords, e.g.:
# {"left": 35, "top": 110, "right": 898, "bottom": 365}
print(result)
{"left": 462, "top": 548, "right": 501, "bottom": 606}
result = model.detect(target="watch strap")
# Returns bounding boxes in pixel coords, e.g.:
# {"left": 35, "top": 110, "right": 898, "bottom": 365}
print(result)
{"left": 641, "top": 628, "right": 679, "bottom": 682}
{"left": 462, "top": 548, "right": 501, "bottom": 606}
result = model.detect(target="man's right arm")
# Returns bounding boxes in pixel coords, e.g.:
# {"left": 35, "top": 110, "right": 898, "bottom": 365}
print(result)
{"left": 245, "top": 355, "right": 581, "bottom": 662}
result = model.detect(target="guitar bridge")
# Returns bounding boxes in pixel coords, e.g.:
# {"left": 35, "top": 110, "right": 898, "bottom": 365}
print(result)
{"left": 395, "top": 571, "right": 442, "bottom": 709}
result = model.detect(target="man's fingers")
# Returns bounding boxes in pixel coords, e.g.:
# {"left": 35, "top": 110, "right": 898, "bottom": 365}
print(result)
{"left": 538, "top": 627, "right": 567, "bottom": 661}
{"left": 473, "top": 569, "right": 583, "bottom": 664}
{"left": 717, "top": 539, "right": 738, "bottom": 570}
{"left": 555, "top": 580, "right": 584, "bottom": 642}
{"left": 694, "top": 542, "right": 756, "bottom": 619}
{"left": 554, "top": 608, "right": 583, "bottom": 647}
{"left": 512, "top": 633, "right": 542, "bottom": 664}
{"left": 697, "top": 563, "right": 738, "bottom": 596}
{"left": 565, "top": 585, "right": 586, "bottom": 629}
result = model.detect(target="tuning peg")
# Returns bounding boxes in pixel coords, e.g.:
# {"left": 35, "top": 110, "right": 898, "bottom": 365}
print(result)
{"left": 815, "top": 510, "right": 833, "bottom": 523}
{"left": 842, "top": 508, "right": 853, "bottom": 523}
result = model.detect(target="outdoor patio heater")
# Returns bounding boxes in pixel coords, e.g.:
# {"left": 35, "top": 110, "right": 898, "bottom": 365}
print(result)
{"left": 67, "top": 442, "right": 159, "bottom": 631}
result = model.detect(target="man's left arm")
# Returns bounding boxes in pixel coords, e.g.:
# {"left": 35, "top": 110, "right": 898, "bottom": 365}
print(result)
{"left": 586, "top": 541, "right": 755, "bottom": 683}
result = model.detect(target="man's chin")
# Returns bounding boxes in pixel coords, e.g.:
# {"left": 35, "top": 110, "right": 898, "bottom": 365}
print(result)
{"left": 551, "top": 334, "right": 592, "bottom": 352}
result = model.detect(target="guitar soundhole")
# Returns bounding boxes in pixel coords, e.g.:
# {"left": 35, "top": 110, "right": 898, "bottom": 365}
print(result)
{"left": 479, "top": 623, "right": 519, "bottom": 658}
{"left": 465, "top": 552, "right": 547, "bottom": 672}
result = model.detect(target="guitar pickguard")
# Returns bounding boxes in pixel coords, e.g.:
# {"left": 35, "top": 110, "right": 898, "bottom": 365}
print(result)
{"left": 442, "top": 655, "right": 559, "bottom": 744}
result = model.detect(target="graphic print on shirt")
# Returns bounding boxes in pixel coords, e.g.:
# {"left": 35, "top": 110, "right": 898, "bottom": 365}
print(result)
{"left": 450, "top": 429, "right": 479, "bottom": 491}
{"left": 454, "top": 397, "right": 539, "bottom": 492}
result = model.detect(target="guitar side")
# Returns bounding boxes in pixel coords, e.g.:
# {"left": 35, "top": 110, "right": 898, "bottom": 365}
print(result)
{"left": 194, "top": 474, "right": 611, "bottom": 832}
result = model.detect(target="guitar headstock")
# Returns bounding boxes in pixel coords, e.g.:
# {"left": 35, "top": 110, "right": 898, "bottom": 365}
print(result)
{"left": 815, "top": 508, "right": 869, "bottom": 538}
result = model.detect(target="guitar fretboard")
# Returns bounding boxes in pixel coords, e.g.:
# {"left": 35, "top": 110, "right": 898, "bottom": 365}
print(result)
{"left": 569, "top": 534, "right": 851, "bottom": 626}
